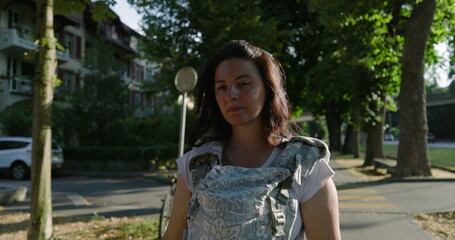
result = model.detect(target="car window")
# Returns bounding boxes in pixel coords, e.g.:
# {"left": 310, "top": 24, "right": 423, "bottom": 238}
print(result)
{"left": 0, "top": 141, "right": 9, "bottom": 150}
{"left": 0, "top": 141, "right": 29, "bottom": 150}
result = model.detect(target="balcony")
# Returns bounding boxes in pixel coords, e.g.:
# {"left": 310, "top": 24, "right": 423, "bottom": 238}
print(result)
{"left": 56, "top": 49, "right": 70, "bottom": 62}
{"left": 4, "top": 76, "right": 34, "bottom": 95}
{"left": 0, "top": 27, "right": 70, "bottom": 62}
{"left": 0, "top": 27, "right": 36, "bottom": 52}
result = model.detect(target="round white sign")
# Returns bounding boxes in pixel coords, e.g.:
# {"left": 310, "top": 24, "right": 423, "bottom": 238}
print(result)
{"left": 175, "top": 67, "right": 198, "bottom": 93}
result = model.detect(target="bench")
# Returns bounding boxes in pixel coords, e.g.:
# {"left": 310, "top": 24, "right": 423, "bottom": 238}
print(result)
{"left": 374, "top": 158, "right": 397, "bottom": 174}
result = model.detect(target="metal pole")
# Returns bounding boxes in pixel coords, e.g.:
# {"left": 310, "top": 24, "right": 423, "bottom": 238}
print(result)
{"left": 178, "top": 92, "right": 187, "bottom": 157}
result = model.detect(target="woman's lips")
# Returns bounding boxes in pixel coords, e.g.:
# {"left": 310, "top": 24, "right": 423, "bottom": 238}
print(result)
{"left": 227, "top": 106, "right": 244, "bottom": 112}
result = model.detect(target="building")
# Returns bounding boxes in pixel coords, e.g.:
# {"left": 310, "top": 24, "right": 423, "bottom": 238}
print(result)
{"left": 0, "top": 0, "right": 161, "bottom": 118}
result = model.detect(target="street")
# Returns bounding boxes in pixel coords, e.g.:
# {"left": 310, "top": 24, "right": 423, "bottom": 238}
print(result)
{"left": 1, "top": 162, "right": 454, "bottom": 239}
{"left": 332, "top": 160, "right": 455, "bottom": 240}
{"left": 0, "top": 173, "right": 170, "bottom": 219}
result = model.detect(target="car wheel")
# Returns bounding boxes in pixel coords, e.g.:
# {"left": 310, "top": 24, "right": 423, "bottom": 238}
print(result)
{"left": 11, "top": 162, "right": 29, "bottom": 180}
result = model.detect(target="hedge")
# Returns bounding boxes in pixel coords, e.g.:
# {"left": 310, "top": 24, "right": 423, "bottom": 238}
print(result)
{"left": 63, "top": 144, "right": 178, "bottom": 163}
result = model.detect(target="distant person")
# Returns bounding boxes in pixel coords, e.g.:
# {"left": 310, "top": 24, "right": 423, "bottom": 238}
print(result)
{"left": 162, "top": 40, "right": 341, "bottom": 240}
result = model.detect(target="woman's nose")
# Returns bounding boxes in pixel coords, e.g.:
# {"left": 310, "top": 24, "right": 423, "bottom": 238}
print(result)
{"left": 228, "top": 85, "right": 239, "bottom": 99}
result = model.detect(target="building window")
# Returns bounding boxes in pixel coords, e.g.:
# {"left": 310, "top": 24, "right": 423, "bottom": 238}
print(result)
{"left": 105, "top": 24, "right": 118, "bottom": 40}
{"left": 63, "top": 71, "right": 76, "bottom": 90}
{"left": 135, "top": 64, "right": 142, "bottom": 81}
{"left": 131, "top": 63, "right": 136, "bottom": 79}
{"left": 145, "top": 67, "right": 153, "bottom": 82}
{"left": 63, "top": 32, "right": 81, "bottom": 58}
{"left": 135, "top": 91, "right": 142, "bottom": 107}
{"left": 8, "top": 9, "right": 19, "bottom": 28}
{"left": 7, "top": 58, "right": 18, "bottom": 76}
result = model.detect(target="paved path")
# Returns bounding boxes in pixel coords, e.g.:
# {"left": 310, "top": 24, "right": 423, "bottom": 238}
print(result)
{"left": 2, "top": 162, "right": 454, "bottom": 239}
{"left": 331, "top": 160, "right": 455, "bottom": 240}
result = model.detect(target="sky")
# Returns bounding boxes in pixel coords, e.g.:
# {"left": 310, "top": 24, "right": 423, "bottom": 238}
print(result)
{"left": 434, "top": 43, "right": 452, "bottom": 88}
{"left": 111, "top": 0, "right": 143, "bottom": 34}
{"left": 111, "top": 1, "right": 452, "bottom": 88}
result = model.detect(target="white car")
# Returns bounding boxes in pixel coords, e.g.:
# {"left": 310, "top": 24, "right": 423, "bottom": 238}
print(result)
{"left": 384, "top": 134, "right": 395, "bottom": 141}
{"left": 0, "top": 137, "right": 64, "bottom": 180}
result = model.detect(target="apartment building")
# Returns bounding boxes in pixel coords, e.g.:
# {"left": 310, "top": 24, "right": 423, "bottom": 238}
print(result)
{"left": 0, "top": 0, "right": 160, "bottom": 117}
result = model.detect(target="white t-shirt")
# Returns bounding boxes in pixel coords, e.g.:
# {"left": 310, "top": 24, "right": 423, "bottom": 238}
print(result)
{"left": 176, "top": 143, "right": 335, "bottom": 240}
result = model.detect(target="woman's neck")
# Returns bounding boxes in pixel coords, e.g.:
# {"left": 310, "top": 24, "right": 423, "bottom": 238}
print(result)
{"left": 223, "top": 124, "right": 273, "bottom": 167}
{"left": 229, "top": 123, "right": 269, "bottom": 148}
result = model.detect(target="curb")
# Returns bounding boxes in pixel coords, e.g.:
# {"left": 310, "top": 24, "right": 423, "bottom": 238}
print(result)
{"left": 0, "top": 184, "right": 27, "bottom": 205}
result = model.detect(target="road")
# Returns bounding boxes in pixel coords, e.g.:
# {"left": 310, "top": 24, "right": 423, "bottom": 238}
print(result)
{"left": 384, "top": 140, "right": 455, "bottom": 149}
{"left": 332, "top": 160, "right": 455, "bottom": 240}
{"left": 1, "top": 164, "right": 454, "bottom": 239}
{"left": 0, "top": 173, "right": 170, "bottom": 219}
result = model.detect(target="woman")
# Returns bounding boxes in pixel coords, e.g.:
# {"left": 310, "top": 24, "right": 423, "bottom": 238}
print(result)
{"left": 162, "top": 40, "right": 341, "bottom": 240}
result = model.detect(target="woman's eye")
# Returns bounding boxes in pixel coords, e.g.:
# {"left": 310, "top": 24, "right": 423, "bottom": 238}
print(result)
{"left": 239, "top": 81, "right": 250, "bottom": 87}
{"left": 216, "top": 85, "right": 227, "bottom": 91}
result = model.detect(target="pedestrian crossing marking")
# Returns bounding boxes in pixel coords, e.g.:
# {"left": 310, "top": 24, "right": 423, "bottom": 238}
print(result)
{"left": 339, "top": 202, "right": 396, "bottom": 209}
{"left": 338, "top": 195, "right": 385, "bottom": 201}
{"left": 338, "top": 189, "right": 377, "bottom": 194}
{"left": 337, "top": 185, "right": 397, "bottom": 210}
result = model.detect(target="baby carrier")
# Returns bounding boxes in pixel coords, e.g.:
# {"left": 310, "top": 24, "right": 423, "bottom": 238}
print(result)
{"left": 185, "top": 136, "right": 328, "bottom": 240}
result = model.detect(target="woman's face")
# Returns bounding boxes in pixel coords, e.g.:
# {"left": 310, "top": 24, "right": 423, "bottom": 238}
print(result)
{"left": 214, "top": 58, "right": 266, "bottom": 127}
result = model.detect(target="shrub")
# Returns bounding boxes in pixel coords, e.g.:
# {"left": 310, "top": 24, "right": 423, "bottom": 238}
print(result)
{"left": 63, "top": 144, "right": 178, "bottom": 171}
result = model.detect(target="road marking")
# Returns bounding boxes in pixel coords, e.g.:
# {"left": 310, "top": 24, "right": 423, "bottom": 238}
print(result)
{"left": 338, "top": 195, "right": 385, "bottom": 201}
{"left": 54, "top": 192, "right": 90, "bottom": 206}
{"left": 338, "top": 189, "right": 377, "bottom": 194}
{"left": 339, "top": 202, "right": 396, "bottom": 209}
{"left": 338, "top": 186, "right": 397, "bottom": 210}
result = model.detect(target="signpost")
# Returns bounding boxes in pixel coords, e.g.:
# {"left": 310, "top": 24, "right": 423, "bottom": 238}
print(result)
{"left": 175, "top": 67, "right": 197, "bottom": 157}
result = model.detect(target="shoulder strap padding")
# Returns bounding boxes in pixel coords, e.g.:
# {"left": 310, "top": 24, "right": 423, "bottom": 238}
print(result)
{"left": 188, "top": 141, "right": 223, "bottom": 188}
{"left": 282, "top": 136, "right": 330, "bottom": 185}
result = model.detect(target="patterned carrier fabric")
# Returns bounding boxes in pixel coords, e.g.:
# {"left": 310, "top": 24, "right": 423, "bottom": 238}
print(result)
{"left": 186, "top": 136, "right": 327, "bottom": 240}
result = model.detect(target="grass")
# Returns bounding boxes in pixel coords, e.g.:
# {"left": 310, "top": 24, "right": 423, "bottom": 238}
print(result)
{"left": 0, "top": 212, "right": 159, "bottom": 240}
{"left": 413, "top": 211, "right": 455, "bottom": 240}
{"left": 358, "top": 144, "right": 455, "bottom": 171}
{"left": 381, "top": 144, "right": 455, "bottom": 170}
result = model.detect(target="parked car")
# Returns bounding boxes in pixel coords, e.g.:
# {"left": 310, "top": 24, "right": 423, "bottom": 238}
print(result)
{"left": 384, "top": 133, "right": 395, "bottom": 141}
{"left": 427, "top": 133, "right": 436, "bottom": 143}
{"left": 0, "top": 137, "right": 64, "bottom": 180}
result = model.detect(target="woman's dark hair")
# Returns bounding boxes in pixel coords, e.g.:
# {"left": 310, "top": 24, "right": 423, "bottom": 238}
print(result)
{"left": 190, "top": 40, "right": 296, "bottom": 146}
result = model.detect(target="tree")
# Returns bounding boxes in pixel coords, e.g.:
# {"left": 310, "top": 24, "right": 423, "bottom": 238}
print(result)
{"left": 306, "top": 0, "right": 455, "bottom": 175}
{"left": 29, "top": 1, "right": 118, "bottom": 238}
{"left": 395, "top": 0, "right": 436, "bottom": 176}
{"left": 29, "top": 0, "right": 57, "bottom": 238}
{"left": 65, "top": 36, "right": 131, "bottom": 146}
{"left": 129, "top": 0, "right": 287, "bottom": 103}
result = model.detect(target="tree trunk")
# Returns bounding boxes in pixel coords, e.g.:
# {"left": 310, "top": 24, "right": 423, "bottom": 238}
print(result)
{"left": 352, "top": 110, "right": 360, "bottom": 158}
{"left": 325, "top": 101, "right": 342, "bottom": 152}
{"left": 342, "top": 109, "right": 361, "bottom": 158}
{"left": 28, "top": 0, "right": 56, "bottom": 239}
{"left": 395, "top": 0, "right": 435, "bottom": 177}
{"left": 363, "top": 93, "right": 386, "bottom": 166}
{"left": 342, "top": 123, "right": 353, "bottom": 154}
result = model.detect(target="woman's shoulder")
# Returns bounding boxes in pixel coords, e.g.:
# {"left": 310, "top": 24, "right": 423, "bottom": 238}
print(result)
{"left": 177, "top": 140, "right": 224, "bottom": 167}
{"left": 282, "top": 136, "right": 330, "bottom": 163}
{"left": 284, "top": 136, "right": 328, "bottom": 147}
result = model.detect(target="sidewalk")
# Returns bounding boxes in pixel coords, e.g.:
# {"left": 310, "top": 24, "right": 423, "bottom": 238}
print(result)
{"left": 330, "top": 160, "right": 449, "bottom": 240}
{"left": 3, "top": 163, "right": 451, "bottom": 239}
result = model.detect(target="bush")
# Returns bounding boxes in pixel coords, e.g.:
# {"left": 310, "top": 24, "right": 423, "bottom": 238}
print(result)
{"left": 300, "top": 120, "right": 326, "bottom": 139}
{"left": 63, "top": 144, "right": 178, "bottom": 171}
{"left": 0, "top": 107, "right": 32, "bottom": 136}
